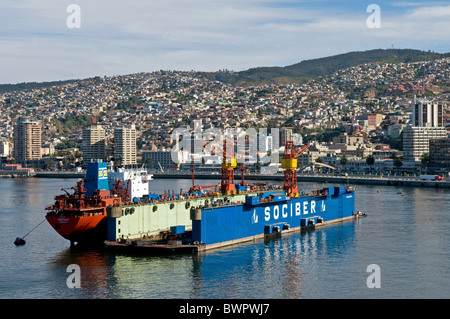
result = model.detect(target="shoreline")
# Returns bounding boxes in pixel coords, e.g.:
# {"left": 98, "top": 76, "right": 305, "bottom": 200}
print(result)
{"left": 3, "top": 170, "right": 448, "bottom": 188}
{"left": 152, "top": 172, "right": 450, "bottom": 188}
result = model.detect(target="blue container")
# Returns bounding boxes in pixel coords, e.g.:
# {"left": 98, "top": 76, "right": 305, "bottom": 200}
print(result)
{"left": 334, "top": 186, "right": 347, "bottom": 195}
{"left": 170, "top": 225, "right": 185, "bottom": 235}
{"left": 245, "top": 196, "right": 260, "bottom": 206}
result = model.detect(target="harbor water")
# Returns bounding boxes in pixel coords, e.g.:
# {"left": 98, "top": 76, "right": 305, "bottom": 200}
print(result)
{"left": 0, "top": 177, "right": 449, "bottom": 299}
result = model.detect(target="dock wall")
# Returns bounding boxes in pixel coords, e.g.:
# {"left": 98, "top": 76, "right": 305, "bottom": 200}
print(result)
{"left": 151, "top": 173, "right": 450, "bottom": 189}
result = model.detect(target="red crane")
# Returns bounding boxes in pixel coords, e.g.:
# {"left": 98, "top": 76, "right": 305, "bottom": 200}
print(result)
{"left": 281, "top": 141, "right": 310, "bottom": 196}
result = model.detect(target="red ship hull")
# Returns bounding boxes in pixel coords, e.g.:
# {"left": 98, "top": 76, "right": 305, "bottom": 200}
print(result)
{"left": 45, "top": 177, "right": 124, "bottom": 246}
{"left": 45, "top": 213, "right": 107, "bottom": 245}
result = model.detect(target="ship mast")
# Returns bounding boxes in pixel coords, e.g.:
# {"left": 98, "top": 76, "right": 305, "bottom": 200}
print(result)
{"left": 191, "top": 156, "right": 195, "bottom": 188}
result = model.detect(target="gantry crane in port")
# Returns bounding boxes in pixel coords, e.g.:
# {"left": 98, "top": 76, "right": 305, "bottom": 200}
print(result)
{"left": 281, "top": 141, "right": 310, "bottom": 197}
{"left": 220, "top": 137, "right": 237, "bottom": 194}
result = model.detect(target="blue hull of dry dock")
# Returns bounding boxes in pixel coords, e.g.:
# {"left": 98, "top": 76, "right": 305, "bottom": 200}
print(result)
{"left": 191, "top": 186, "right": 356, "bottom": 249}
{"left": 104, "top": 186, "right": 358, "bottom": 253}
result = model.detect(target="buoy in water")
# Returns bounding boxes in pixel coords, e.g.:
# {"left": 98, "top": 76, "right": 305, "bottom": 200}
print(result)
{"left": 14, "top": 218, "right": 46, "bottom": 246}
{"left": 14, "top": 237, "right": 26, "bottom": 246}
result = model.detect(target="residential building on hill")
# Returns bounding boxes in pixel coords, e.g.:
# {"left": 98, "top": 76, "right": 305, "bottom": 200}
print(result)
{"left": 114, "top": 124, "right": 137, "bottom": 165}
{"left": 82, "top": 123, "right": 106, "bottom": 164}
{"left": 14, "top": 117, "right": 41, "bottom": 163}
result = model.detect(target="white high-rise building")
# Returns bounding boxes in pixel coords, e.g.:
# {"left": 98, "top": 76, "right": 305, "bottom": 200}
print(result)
{"left": 403, "top": 96, "right": 447, "bottom": 162}
{"left": 411, "top": 95, "right": 444, "bottom": 128}
{"left": 403, "top": 126, "right": 447, "bottom": 162}
{"left": 114, "top": 124, "right": 137, "bottom": 165}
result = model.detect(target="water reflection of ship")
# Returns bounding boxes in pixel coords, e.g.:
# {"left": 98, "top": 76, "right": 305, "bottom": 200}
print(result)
{"left": 49, "top": 248, "right": 111, "bottom": 298}
{"left": 47, "top": 221, "right": 356, "bottom": 298}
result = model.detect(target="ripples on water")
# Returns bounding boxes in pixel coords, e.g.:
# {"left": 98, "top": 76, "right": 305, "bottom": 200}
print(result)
{"left": 0, "top": 178, "right": 448, "bottom": 299}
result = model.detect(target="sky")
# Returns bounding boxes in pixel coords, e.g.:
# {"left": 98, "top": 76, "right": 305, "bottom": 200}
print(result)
{"left": 1, "top": 0, "right": 450, "bottom": 84}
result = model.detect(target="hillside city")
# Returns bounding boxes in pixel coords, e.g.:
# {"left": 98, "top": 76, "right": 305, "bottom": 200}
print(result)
{"left": 1, "top": 56, "right": 450, "bottom": 176}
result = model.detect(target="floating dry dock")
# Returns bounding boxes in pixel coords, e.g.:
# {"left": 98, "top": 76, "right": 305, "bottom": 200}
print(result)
{"left": 104, "top": 214, "right": 363, "bottom": 254}
{"left": 104, "top": 186, "right": 361, "bottom": 254}
{"left": 104, "top": 140, "right": 360, "bottom": 253}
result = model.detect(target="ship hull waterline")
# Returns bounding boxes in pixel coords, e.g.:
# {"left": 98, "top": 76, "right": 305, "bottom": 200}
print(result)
{"left": 104, "top": 214, "right": 361, "bottom": 254}
{"left": 46, "top": 215, "right": 107, "bottom": 246}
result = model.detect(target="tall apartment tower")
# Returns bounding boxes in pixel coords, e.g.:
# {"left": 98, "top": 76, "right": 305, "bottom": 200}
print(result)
{"left": 82, "top": 122, "right": 106, "bottom": 164}
{"left": 14, "top": 117, "right": 42, "bottom": 163}
{"left": 411, "top": 95, "right": 444, "bottom": 127}
{"left": 403, "top": 96, "right": 447, "bottom": 162}
{"left": 280, "top": 128, "right": 293, "bottom": 146}
{"left": 114, "top": 124, "right": 137, "bottom": 165}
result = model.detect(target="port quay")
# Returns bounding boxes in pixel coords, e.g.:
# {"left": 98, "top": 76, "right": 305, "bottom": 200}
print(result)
{"left": 154, "top": 172, "right": 450, "bottom": 188}
{"left": 12, "top": 170, "right": 450, "bottom": 188}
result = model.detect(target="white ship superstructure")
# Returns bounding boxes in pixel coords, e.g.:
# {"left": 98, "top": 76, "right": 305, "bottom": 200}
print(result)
{"left": 108, "top": 167, "right": 154, "bottom": 199}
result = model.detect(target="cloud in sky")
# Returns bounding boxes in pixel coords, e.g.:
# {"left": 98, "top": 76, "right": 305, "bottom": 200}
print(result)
{"left": 0, "top": 0, "right": 449, "bottom": 84}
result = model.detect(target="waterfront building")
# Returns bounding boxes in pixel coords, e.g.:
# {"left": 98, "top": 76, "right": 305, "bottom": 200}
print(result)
{"left": 141, "top": 150, "right": 190, "bottom": 170}
{"left": 114, "top": 124, "right": 137, "bottom": 165}
{"left": 403, "top": 126, "right": 447, "bottom": 162}
{"left": 14, "top": 117, "right": 42, "bottom": 163}
{"left": 429, "top": 138, "right": 450, "bottom": 168}
{"left": 403, "top": 96, "right": 447, "bottom": 162}
{"left": 0, "top": 139, "right": 10, "bottom": 157}
{"left": 82, "top": 122, "right": 106, "bottom": 164}
{"left": 344, "top": 158, "right": 394, "bottom": 174}
{"left": 297, "top": 150, "right": 323, "bottom": 169}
